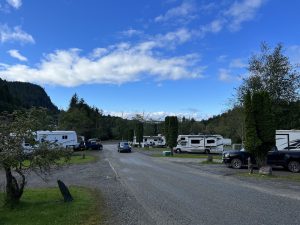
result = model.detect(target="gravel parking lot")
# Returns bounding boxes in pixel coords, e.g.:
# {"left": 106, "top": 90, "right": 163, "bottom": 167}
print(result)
{"left": 1, "top": 145, "right": 300, "bottom": 225}
{"left": 0, "top": 150, "right": 155, "bottom": 225}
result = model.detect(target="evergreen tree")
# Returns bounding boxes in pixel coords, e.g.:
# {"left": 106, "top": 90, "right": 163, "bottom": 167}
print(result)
{"left": 252, "top": 92, "right": 275, "bottom": 164}
{"left": 69, "top": 93, "right": 79, "bottom": 108}
{"left": 168, "top": 116, "right": 178, "bottom": 148}
{"left": 164, "top": 116, "right": 170, "bottom": 146}
{"left": 165, "top": 116, "right": 178, "bottom": 155}
{"left": 135, "top": 122, "right": 143, "bottom": 146}
{"left": 244, "top": 91, "right": 262, "bottom": 156}
{"left": 127, "top": 129, "right": 134, "bottom": 142}
{"left": 244, "top": 91, "right": 275, "bottom": 166}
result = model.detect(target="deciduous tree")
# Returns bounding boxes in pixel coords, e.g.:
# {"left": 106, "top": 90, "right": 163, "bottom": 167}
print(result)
{"left": 0, "top": 108, "right": 71, "bottom": 207}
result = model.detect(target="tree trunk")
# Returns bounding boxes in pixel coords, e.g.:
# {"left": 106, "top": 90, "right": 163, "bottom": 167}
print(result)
{"left": 4, "top": 167, "right": 25, "bottom": 207}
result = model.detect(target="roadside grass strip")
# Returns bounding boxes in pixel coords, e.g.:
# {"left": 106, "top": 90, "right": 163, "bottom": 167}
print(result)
{"left": 201, "top": 160, "right": 222, "bottom": 164}
{"left": 236, "top": 172, "right": 300, "bottom": 182}
{"left": 0, "top": 187, "right": 104, "bottom": 225}
{"left": 153, "top": 153, "right": 222, "bottom": 160}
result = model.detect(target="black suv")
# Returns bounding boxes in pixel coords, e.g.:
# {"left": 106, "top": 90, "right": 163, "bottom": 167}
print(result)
{"left": 222, "top": 148, "right": 300, "bottom": 172}
{"left": 86, "top": 138, "right": 103, "bottom": 150}
{"left": 118, "top": 141, "right": 131, "bottom": 153}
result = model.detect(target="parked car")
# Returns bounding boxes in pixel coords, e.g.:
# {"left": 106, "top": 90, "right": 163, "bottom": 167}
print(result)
{"left": 118, "top": 141, "right": 131, "bottom": 153}
{"left": 222, "top": 148, "right": 300, "bottom": 172}
{"left": 86, "top": 138, "right": 103, "bottom": 150}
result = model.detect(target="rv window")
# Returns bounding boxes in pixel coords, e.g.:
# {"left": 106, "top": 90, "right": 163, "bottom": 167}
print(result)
{"left": 62, "top": 135, "right": 68, "bottom": 139}
{"left": 207, "top": 140, "right": 215, "bottom": 144}
{"left": 191, "top": 139, "right": 200, "bottom": 144}
{"left": 144, "top": 138, "right": 147, "bottom": 141}
{"left": 181, "top": 137, "right": 185, "bottom": 140}
{"left": 181, "top": 141, "right": 187, "bottom": 146}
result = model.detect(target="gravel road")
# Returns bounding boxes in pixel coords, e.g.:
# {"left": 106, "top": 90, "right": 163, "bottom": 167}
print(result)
{"left": 1, "top": 144, "right": 300, "bottom": 225}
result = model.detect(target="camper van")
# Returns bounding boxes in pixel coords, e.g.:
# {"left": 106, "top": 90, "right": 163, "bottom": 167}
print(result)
{"left": 35, "top": 130, "right": 78, "bottom": 149}
{"left": 133, "top": 135, "right": 166, "bottom": 147}
{"left": 175, "top": 135, "right": 228, "bottom": 153}
{"left": 276, "top": 130, "right": 300, "bottom": 151}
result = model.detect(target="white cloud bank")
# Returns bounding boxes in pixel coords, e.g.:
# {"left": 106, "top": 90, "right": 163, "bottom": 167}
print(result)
{"left": 155, "top": 1, "right": 196, "bottom": 23}
{"left": 6, "top": 0, "right": 22, "bottom": 9}
{"left": 7, "top": 49, "right": 27, "bottom": 61}
{"left": 225, "top": 0, "right": 266, "bottom": 31}
{"left": 200, "top": 0, "right": 266, "bottom": 36}
{"left": 105, "top": 110, "right": 207, "bottom": 121}
{"left": 0, "top": 24, "right": 35, "bottom": 44}
{"left": 0, "top": 40, "right": 203, "bottom": 87}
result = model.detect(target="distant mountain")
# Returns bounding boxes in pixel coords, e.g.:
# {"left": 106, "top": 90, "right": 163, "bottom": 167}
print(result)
{"left": 0, "top": 79, "right": 58, "bottom": 112}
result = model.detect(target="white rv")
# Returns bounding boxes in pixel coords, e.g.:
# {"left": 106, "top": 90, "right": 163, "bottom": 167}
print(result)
{"left": 35, "top": 130, "right": 78, "bottom": 149}
{"left": 276, "top": 130, "right": 300, "bottom": 151}
{"left": 175, "top": 134, "right": 227, "bottom": 153}
{"left": 133, "top": 135, "right": 166, "bottom": 147}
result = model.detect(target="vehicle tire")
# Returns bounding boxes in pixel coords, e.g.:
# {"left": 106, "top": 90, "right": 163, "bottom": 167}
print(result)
{"left": 176, "top": 148, "right": 182, "bottom": 154}
{"left": 231, "top": 158, "right": 242, "bottom": 169}
{"left": 205, "top": 149, "right": 210, "bottom": 154}
{"left": 287, "top": 161, "right": 300, "bottom": 173}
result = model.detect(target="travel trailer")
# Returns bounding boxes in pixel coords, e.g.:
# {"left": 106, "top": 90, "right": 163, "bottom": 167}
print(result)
{"left": 276, "top": 130, "right": 300, "bottom": 151}
{"left": 133, "top": 135, "right": 166, "bottom": 147}
{"left": 175, "top": 135, "right": 229, "bottom": 153}
{"left": 35, "top": 130, "right": 78, "bottom": 149}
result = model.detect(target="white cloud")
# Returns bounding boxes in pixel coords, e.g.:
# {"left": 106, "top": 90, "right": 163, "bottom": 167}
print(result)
{"left": 218, "top": 68, "right": 233, "bottom": 82}
{"left": 197, "top": 0, "right": 266, "bottom": 37}
{"left": 157, "top": 28, "right": 192, "bottom": 45}
{"left": 121, "top": 29, "right": 143, "bottom": 37}
{"left": 7, "top": 49, "right": 27, "bottom": 61}
{"left": 217, "top": 55, "right": 228, "bottom": 62}
{"left": 133, "top": 28, "right": 193, "bottom": 52}
{"left": 90, "top": 48, "right": 108, "bottom": 58}
{"left": 155, "top": 1, "right": 196, "bottom": 24}
{"left": 6, "top": 0, "right": 22, "bottom": 9}
{"left": 229, "top": 58, "right": 247, "bottom": 68}
{"left": 287, "top": 45, "right": 300, "bottom": 66}
{"left": 0, "top": 24, "right": 35, "bottom": 44}
{"left": 0, "top": 41, "right": 204, "bottom": 87}
{"left": 200, "top": 19, "right": 225, "bottom": 36}
{"left": 225, "top": 0, "right": 266, "bottom": 31}
{"left": 105, "top": 110, "right": 206, "bottom": 121}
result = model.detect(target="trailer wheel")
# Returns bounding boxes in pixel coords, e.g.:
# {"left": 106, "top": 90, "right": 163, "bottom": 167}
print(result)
{"left": 231, "top": 158, "right": 242, "bottom": 169}
{"left": 204, "top": 149, "right": 210, "bottom": 154}
{"left": 288, "top": 161, "right": 300, "bottom": 173}
{"left": 176, "top": 149, "right": 182, "bottom": 154}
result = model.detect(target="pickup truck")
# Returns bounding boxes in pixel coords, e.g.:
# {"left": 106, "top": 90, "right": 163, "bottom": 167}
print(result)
{"left": 222, "top": 148, "right": 300, "bottom": 172}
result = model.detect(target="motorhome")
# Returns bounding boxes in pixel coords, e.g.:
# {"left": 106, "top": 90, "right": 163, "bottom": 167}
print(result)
{"left": 276, "top": 130, "right": 300, "bottom": 151}
{"left": 35, "top": 130, "right": 78, "bottom": 149}
{"left": 133, "top": 135, "right": 166, "bottom": 147}
{"left": 175, "top": 135, "right": 228, "bottom": 153}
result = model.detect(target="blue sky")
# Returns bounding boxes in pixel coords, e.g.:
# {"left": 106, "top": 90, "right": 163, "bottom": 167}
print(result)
{"left": 0, "top": 0, "right": 300, "bottom": 120}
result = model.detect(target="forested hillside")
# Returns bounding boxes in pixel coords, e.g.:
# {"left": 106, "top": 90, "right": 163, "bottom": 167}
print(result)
{"left": 0, "top": 79, "right": 58, "bottom": 112}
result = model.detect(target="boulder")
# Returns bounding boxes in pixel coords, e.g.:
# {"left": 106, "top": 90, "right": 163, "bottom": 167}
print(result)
{"left": 259, "top": 166, "right": 272, "bottom": 175}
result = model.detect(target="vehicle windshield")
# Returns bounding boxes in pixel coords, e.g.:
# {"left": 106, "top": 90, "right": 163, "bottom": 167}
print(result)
{"left": 120, "top": 142, "right": 129, "bottom": 146}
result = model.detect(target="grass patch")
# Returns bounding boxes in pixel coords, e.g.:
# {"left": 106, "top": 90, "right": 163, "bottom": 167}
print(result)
{"left": 236, "top": 172, "right": 300, "bottom": 182}
{"left": 61, "top": 153, "right": 97, "bottom": 165}
{"left": 134, "top": 147, "right": 165, "bottom": 151}
{"left": 0, "top": 187, "right": 104, "bottom": 225}
{"left": 201, "top": 160, "right": 222, "bottom": 164}
{"left": 23, "top": 153, "right": 97, "bottom": 167}
{"left": 153, "top": 153, "right": 222, "bottom": 159}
